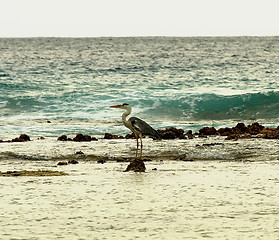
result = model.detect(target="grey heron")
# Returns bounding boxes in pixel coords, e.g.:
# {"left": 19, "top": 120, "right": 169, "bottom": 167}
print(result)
{"left": 110, "top": 103, "right": 161, "bottom": 159}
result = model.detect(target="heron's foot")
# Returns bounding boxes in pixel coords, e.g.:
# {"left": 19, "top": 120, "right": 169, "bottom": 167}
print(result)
{"left": 124, "top": 159, "right": 146, "bottom": 172}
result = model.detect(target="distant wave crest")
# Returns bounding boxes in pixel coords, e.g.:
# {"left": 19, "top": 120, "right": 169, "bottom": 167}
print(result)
{"left": 1, "top": 90, "right": 278, "bottom": 121}
{"left": 142, "top": 91, "right": 279, "bottom": 121}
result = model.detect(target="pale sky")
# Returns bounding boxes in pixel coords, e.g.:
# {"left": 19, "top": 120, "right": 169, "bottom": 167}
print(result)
{"left": 1, "top": 0, "right": 278, "bottom": 37}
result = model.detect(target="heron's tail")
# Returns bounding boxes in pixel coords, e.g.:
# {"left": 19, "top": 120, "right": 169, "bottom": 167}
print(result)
{"left": 151, "top": 129, "right": 162, "bottom": 140}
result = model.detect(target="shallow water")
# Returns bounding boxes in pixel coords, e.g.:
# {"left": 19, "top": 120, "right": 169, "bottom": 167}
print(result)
{"left": 0, "top": 160, "right": 278, "bottom": 239}
{"left": 1, "top": 136, "right": 279, "bottom": 162}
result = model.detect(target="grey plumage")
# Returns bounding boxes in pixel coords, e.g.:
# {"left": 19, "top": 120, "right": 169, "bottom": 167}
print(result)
{"left": 110, "top": 103, "right": 161, "bottom": 159}
{"left": 129, "top": 117, "right": 161, "bottom": 139}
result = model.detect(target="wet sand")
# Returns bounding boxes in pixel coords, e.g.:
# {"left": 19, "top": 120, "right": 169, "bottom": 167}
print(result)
{"left": 1, "top": 136, "right": 279, "bottom": 162}
{"left": 0, "top": 159, "right": 279, "bottom": 239}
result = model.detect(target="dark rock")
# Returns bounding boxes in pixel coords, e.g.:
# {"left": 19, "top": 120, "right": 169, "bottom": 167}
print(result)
{"left": 178, "top": 135, "right": 187, "bottom": 139}
{"left": 57, "top": 161, "right": 68, "bottom": 166}
{"left": 233, "top": 123, "right": 248, "bottom": 134}
{"left": 125, "top": 132, "right": 136, "bottom": 139}
{"left": 12, "top": 138, "right": 25, "bottom": 142}
{"left": 202, "top": 143, "right": 225, "bottom": 147}
{"left": 180, "top": 157, "right": 194, "bottom": 161}
{"left": 225, "top": 134, "right": 240, "bottom": 140}
{"left": 19, "top": 134, "right": 31, "bottom": 141}
{"left": 157, "top": 127, "right": 185, "bottom": 139}
{"left": 242, "top": 133, "right": 252, "bottom": 139}
{"left": 247, "top": 122, "right": 265, "bottom": 135}
{"left": 159, "top": 130, "right": 176, "bottom": 139}
{"left": 83, "top": 134, "right": 92, "bottom": 141}
{"left": 104, "top": 133, "right": 124, "bottom": 139}
{"left": 199, "top": 127, "right": 217, "bottom": 136}
{"left": 68, "top": 160, "right": 79, "bottom": 164}
{"left": 218, "top": 122, "right": 278, "bottom": 140}
{"left": 152, "top": 168, "right": 157, "bottom": 171}
{"left": 186, "top": 130, "right": 194, "bottom": 139}
{"left": 217, "top": 127, "right": 233, "bottom": 136}
{"left": 143, "top": 158, "right": 152, "bottom": 162}
{"left": 47, "top": 120, "right": 51, "bottom": 123}
{"left": 58, "top": 135, "right": 68, "bottom": 141}
{"left": 198, "top": 134, "right": 207, "bottom": 138}
{"left": 75, "top": 151, "right": 84, "bottom": 155}
{"left": 97, "top": 160, "right": 106, "bottom": 164}
{"left": 58, "top": 134, "right": 98, "bottom": 141}
{"left": 169, "top": 127, "right": 185, "bottom": 138}
{"left": 73, "top": 133, "right": 91, "bottom": 142}
{"left": 91, "top": 136, "right": 98, "bottom": 141}
{"left": 11, "top": 134, "right": 31, "bottom": 142}
{"left": 261, "top": 128, "right": 279, "bottom": 139}
{"left": 124, "top": 159, "right": 146, "bottom": 172}
{"left": 104, "top": 133, "right": 113, "bottom": 139}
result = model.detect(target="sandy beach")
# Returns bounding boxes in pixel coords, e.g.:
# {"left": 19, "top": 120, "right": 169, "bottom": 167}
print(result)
{"left": 1, "top": 157, "right": 278, "bottom": 239}
{"left": 0, "top": 136, "right": 279, "bottom": 239}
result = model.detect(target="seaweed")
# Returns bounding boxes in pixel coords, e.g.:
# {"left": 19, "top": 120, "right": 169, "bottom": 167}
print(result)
{"left": 0, "top": 170, "right": 69, "bottom": 177}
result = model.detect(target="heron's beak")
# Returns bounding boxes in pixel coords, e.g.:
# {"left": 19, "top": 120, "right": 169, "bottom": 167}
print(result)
{"left": 110, "top": 105, "right": 121, "bottom": 108}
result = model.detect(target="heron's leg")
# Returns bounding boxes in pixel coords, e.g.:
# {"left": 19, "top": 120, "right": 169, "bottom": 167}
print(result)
{"left": 135, "top": 136, "right": 139, "bottom": 159}
{"left": 139, "top": 134, "right": 143, "bottom": 160}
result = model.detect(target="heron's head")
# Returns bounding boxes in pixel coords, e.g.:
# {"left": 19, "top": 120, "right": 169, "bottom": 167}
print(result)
{"left": 110, "top": 103, "right": 131, "bottom": 110}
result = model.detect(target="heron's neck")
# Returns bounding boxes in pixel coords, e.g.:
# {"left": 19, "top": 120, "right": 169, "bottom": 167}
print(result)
{"left": 122, "top": 107, "right": 131, "bottom": 124}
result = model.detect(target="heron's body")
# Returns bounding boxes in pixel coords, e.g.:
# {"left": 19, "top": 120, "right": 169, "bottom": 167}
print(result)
{"left": 110, "top": 103, "right": 160, "bottom": 159}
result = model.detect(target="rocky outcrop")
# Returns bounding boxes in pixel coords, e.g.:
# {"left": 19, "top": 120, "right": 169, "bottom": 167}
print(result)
{"left": 157, "top": 127, "right": 186, "bottom": 139}
{"left": 199, "top": 127, "right": 217, "bottom": 136}
{"left": 57, "top": 160, "right": 79, "bottom": 165}
{"left": 57, "top": 135, "right": 68, "bottom": 141}
{"left": 198, "top": 122, "right": 279, "bottom": 140}
{"left": 57, "top": 133, "right": 98, "bottom": 141}
{"left": 104, "top": 133, "right": 124, "bottom": 139}
{"left": 12, "top": 134, "right": 31, "bottom": 142}
{"left": 125, "top": 132, "right": 136, "bottom": 139}
{"left": 260, "top": 127, "right": 279, "bottom": 139}
{"left": 101, "top": 123, "right": 279, "bottom": 141}
{"left": 124, "top": 159, "right": 146, "bottom": 172}
{"left": 247, "top": 122, "right": 265, "bottom": 135}
{"left": 0, "top": 134, "right": 31, "bottom": 143}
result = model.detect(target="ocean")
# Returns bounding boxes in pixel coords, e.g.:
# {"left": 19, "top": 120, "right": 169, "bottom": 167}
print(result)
{"left": 0, "top": 37, "right": 279, "bottom": 239}
{"left": 1, "top": 37, "right": 279, "bottom": 139}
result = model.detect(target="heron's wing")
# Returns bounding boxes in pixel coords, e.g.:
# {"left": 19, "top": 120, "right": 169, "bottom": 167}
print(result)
{"left": 129, "top": 117, "right": 161, "bottom": 139}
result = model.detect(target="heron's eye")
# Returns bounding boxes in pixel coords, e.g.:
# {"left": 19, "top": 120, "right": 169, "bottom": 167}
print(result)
{"left": 123, "top": 103, "right": 129, "bottom": 106}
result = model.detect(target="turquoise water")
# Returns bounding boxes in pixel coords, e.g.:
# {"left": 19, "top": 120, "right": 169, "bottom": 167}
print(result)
{"left": 0, "top": 37, "right": 279, "bottom": 138}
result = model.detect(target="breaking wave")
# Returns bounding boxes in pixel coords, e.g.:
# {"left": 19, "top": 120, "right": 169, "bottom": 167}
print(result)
{"left": 139, "top": 91, "right": 279, "bottom": 121}
{"left": 1, "top": 90, "right": 278, "bottom": 122}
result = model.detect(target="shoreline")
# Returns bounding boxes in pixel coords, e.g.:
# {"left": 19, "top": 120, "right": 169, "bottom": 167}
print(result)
{"left": 0, "top": 121, "right": 278, "bottom": 166}
{"left": 1, "top": 121, "right": 278, "bottom": 143}
{"left": 0, "top": 136, "right": 278, "bottom": 163}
